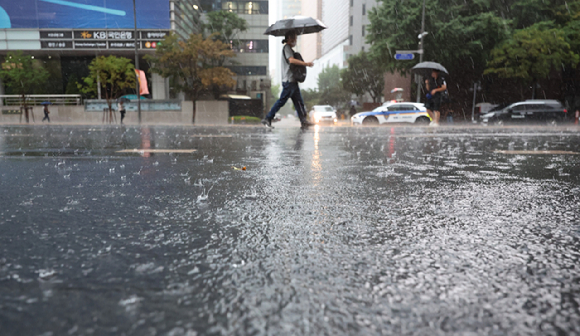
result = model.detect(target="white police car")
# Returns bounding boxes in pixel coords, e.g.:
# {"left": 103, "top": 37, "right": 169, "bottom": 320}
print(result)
{"left": 351, "top": 102, "right": 431, "bottom": 125}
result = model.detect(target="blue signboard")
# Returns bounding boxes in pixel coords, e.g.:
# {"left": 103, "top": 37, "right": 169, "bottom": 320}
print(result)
{"left": 0, "top": 0, "right": 170, "bottom": 29}
{"left": 395, "top": 53, "right": 415, "bottom": 60}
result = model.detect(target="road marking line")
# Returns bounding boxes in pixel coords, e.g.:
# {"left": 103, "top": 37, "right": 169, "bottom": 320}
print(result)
{"left": 494, "top": 150, "right": 579, "bottom": 155}
{"left": 116, "top": 149, "right": 197, "bottom": 153}
{"left": 190, "top": 135, "right": 233, "bottom": 138}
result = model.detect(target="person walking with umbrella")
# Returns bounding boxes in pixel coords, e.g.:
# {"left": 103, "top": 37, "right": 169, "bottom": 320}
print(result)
{"left": 262, "top": 30, "right": 314, "bottom": 128}
{"left": 262, "top": 17, "right": 326, "bottom": 128}
{"left": 41, "top": 101, "right": 51, "bottom": 122}
{"left": 117, "top": 98, "right": 128, "bottom": 124}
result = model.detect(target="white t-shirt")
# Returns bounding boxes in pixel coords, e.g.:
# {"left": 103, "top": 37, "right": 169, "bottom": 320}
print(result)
{"left": 281, "top": 44, "right": 295, "bottom": 83}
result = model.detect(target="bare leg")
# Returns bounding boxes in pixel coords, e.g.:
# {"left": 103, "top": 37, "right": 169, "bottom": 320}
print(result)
{"left": 434, "top": 111, "right": 440, "bottom": 124}
{"left": 427, "top": 109, "right": 434, "bottom": 121}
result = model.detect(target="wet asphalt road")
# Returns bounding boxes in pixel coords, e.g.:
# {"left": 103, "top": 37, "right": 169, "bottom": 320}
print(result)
{"left": 1, "top": 124, "right": 580, "bottom": 336}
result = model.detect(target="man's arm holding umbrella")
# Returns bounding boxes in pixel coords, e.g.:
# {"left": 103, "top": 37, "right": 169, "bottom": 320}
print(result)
{"left": 288, "top": 57, "right": 313, "bottom": 67}
{"left": 430, "top": 81, "right": 446, "bottom": 96}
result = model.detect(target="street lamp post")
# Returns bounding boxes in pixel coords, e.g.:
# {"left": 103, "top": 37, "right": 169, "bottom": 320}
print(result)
{"left": 415, "top": 0, "right": 426, "bottom": 103}
{"left": 133, "top": 0, "right": 141, "bottom": 124}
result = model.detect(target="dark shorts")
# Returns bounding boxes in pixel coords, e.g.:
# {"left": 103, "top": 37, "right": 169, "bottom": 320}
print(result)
{"left": 426, "top": 96, "right": 441, "bottom": 112}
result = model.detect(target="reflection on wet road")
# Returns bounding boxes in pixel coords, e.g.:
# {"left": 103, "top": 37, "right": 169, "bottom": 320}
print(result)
{"left": 1, "top": 125, "right": 579, "bottom": 335}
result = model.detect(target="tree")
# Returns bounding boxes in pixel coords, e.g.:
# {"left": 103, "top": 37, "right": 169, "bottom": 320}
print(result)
{"left": 146, "top": 33, "right": 236, "bottom": 121}
{"left": 367, "top": 0, "right": 510, "bottom": 77}
{"left": 342, "top": 52, "right": 385, "bottom": 103}
{"left": 485, "top": 25, "right": 579, "bottom": 98}
{"left": 204, "top": 11, "right": 247, "bottom": 46}
{"left": 80, "top": 56, "right": 136, "bottom": 123}
{"left": 317, "top": 65, "right": 350, "bottom": 108}
{"left": 0, "top": 51, "right": 49, "bottom": 123}
{"left": 301, "top": 88, "right": 321, "bottom": 111}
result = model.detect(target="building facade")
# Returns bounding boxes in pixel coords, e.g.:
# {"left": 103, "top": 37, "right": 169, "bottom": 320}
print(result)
{"left": 348, "top": 0, "right": 377, "bottom": 55}
{"left": 201, "top": 0, "right": 270, "bottom": 102}
{"left": 0, "top": 0, "right": 201, "bottom": 100}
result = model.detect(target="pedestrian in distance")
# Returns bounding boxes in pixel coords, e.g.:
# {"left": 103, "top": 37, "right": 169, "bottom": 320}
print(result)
{"left": 42, "top": 105, "right": 50, "bottom": 122}
{"left": 349, "top": 105, "right": 356, "bottom": 118}
{"left": 118, "top": 101, "right": 126, "bottom": 124}
{"left": 425, "top": 70, "right": 447, "bottom": 126}
{"left": 262, "top": 30, "right": 315, "bottom": 129}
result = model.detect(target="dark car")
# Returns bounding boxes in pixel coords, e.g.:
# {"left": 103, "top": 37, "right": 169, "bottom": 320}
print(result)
{"left": 480, "top": 100, "right": 568, "bottom": 125}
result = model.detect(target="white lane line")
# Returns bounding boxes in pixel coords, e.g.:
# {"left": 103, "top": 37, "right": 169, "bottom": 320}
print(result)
{"left": 494, "top": 150, "right": 580, "bottom": 155}
{"left": 116, "top": 149, "right": 197, "bottom": 153}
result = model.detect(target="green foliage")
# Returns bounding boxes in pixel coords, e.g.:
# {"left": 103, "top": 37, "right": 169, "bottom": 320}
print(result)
{"left": 80, "top": 55, "right": 136, "bottom": 112}
{"left": 204, "top": 11, "right": 247, "bottom": 44}
{"left": 342, "top": 52, "right": 385, "bottom": 103}
{"left": 317, "top": 65, "right": 342, "bottom": 92}
{"left": 271, "top": 84, "right": 280, "bottom": 99}
{"left": 485, "top": 25, "right": 579, "bottom": 81}
{"left": 146, "top": 33, "right": 236, "bottom": 115}
{"left": 317, "top": 65, "right": 350, "bottom": 108}
{"left": 0, "top": 51, "right": 49, "bottom": 105}
{"left": 65, "top": 74, "right": 81, "bottom": 95}
{"left": 367, "top": 0, "right": 580, "bottom": 99}
{"left": 301, "top": 88, "right": 321, "bottom": 111}
{"left": 367, "top": 0, "right": 510, "bottom": 76}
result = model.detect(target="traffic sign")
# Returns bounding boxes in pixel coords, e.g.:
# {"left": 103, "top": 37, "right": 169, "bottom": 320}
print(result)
{"left": 395, "top": 53, "right": 415, "bottom": 60}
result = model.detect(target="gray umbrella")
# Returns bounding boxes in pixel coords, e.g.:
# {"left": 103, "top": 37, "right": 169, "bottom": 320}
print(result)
{"left": 411, "top": 62, "right": 449, "bottom": 76}
{"left": 264, "top": 16, "right": 327, "bottom": 36}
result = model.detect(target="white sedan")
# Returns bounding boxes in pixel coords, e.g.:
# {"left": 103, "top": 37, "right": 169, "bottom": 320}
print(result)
{"left": 351, "top": 102, "right": 431, "bottom": 125}
{"left": 310, "top": 105, "right": 338, "bottom": 124}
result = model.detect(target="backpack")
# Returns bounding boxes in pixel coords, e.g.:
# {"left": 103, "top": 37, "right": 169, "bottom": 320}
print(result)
{"left": 284, "top": 46, "right": 307, "bottom": 83}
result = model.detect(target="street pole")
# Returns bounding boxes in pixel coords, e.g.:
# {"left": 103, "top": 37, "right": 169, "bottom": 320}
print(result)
{"left": 415, "top": 0, "right": 426, "bottom": 103}
{"left": 133, "top": 0, "right": 141, "bottom": 124}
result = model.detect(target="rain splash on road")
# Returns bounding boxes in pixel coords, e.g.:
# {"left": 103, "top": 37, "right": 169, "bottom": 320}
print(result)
{"left": 0, "top": 125, "right": 579, "bottom": 335}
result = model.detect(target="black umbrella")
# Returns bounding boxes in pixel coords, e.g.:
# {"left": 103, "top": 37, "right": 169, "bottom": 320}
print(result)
{"left": 411, "top": 62, "right": 449, "bottom": 76}
{"left": 117, "top": 97, "right": 131, "bottom": 103}
{"left": 264, "top": 16, "right": 327, "bottom": 36}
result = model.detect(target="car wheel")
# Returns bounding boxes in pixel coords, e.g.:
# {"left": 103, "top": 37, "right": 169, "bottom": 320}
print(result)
{"left": 415, "top": 116, "right": 430, "bottom": 125}
{"left": 362, "top": 116, "right": 379, "bottom": 125}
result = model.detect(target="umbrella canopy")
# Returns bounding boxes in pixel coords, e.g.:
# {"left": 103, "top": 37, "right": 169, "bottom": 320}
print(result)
{"left": 411, "top": 62, "right": 449, "bottom": 76}
{"left": 117, "top": 97, "right": 131, "bottom": 103}
{"left": 40, "top": 101, "right": 52, "bottom": 105}
{"left": 264, "top": 16, "right": 327, "bottom": 36}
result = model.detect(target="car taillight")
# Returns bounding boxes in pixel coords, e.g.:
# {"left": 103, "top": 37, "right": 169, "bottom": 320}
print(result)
{"left": 564, "top": 109, "right": 567, "bottom": 113}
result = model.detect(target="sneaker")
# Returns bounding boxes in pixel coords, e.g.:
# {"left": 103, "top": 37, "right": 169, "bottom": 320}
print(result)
{"left": 300, "top": 120, "right": 315, "bottom": 127}
{"left": 261, "top": 118, "right": 273, "bottom": 128}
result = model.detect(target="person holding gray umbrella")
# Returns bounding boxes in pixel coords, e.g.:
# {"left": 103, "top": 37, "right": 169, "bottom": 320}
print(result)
{"left": 262, "top": 17, "right": 326, "bottom": 128}
{"left": 412, "top": 62, "right": 448, "bottom": 126}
